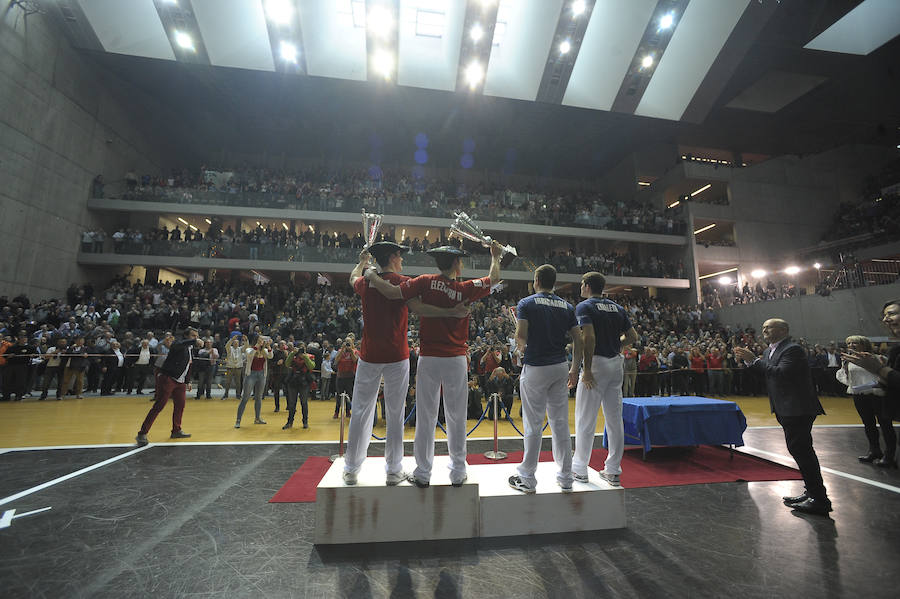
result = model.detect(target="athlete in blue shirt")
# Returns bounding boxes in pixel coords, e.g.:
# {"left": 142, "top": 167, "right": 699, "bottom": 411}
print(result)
{"left": 572, "top": 272, "right": 638, "bottom": 487}
{"left": 508, "top": 264, "right": 582, "bottom": 494}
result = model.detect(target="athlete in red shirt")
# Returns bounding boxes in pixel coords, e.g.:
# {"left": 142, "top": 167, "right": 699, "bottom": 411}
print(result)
{"left": 366, "top": 242, "right": 502, "bottom": 487}
{"left": 342, "top": 241, "right": 468, "bottom": 486}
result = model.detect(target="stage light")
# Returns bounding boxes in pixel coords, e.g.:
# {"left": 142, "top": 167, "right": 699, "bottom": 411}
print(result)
{"left": 813, "top": 262, "right": 822, "bottom": 269}
{"left": 572, "top": 0, "right": 586, "bottom": 17}
{"left": 659, "top": 12, "right": 674, "bottom": 30}
{"left": 751, "top": 269, "right": 766, "bottom": 278}
{"left": 256, "top": 221, "right": 261, "bottom": 226}
{"left": 401, "top": 229, "right": 406, "bottom": 238}
{"left": 189, "top": 225, "right": 198, "bottom": 231}
{"left": 265, "top": 0, "right": 293, "bottom": 25}
{"left": 368, "top": 6, "right": 393, "bottom": 38}
{"left": 667, "top": 200, "right": 680, "bottom": 208}
{"left": 784, "top": 266, "right": 800, "bottom": 275}
{"left": 641, "top": 55, "right": 654, "bottom": 68}
{"left": 280, "top": 41, "right": 298, "bottom": 63}
{"left": 425, "top": 230, "right": 430, "bottom": 237}
{"left": 174, "top": 31, "right": 194, "bottom": 50}
{"left": 204, "top": 218, "right": 211, "bottom": 224}
{"left": 308, "top": 224, "right": 314, "bottom": 233}
{"left": 693, "top": 223, "right": 716, "bottom": 235}
{"left": 638, "top": 181, "right": 651, "bottom": 186}
{"left": 282, "top": 222, "right": 289, "bottom": 230}
{"left": 718, "top": 276, "right": 732, "bottom": 285}
{"left": 559, "top": 40, "right": 571, "bottom": 54}
{"left": 465, "top": 61, "right": 484, "bottom": 88}
{"left": 690, "top": 183, "right": 712, "bottom": 197}
{"left": 470, "top": 23, "right": 484, "bottom": 42}
{"left": 177, "top": 217, "right": 189, "bottom": 225}
{"left": 373, "top": 50, "right": 394, "bottom": 79}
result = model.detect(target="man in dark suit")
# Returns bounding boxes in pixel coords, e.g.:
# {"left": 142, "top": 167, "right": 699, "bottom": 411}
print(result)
{"left": 736, "top": 319, "right": 831, "bottom": 516}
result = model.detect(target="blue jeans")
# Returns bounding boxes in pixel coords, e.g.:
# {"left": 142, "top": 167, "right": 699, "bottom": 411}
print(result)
{"left": 237, "top": 370, "right": 265, "bottom": 422}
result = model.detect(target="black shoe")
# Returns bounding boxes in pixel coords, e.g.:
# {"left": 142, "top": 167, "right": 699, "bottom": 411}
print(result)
{"left": 136, "top": 433, "right": 149, "bottom": 446}
{"left": 283, "top": 422, "right": 293, "bottom": 430}
{"left": 39, "top": 394, "right": 47, "bottom": 401}
{"left": 791, "top": 497, "right": 832, "bottom": 516}
{"left": 170, "top": 430, "right": 191, "bottom": 439}
{"left": 858, "top": 452, "right": 882, "bottom": 463}
{"left": 782, "top": 492, "right": 809, "bottom": 506}
{"left": 302, "top": 421, "right": 308, "bottom": 429}
{"left": 874, "top": 457, "right": 898, "bottom": 468}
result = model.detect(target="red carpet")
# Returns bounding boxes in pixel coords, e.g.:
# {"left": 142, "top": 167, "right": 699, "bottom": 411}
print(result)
{"left": 270, "top": 446, "right": 801, "bottom": 503}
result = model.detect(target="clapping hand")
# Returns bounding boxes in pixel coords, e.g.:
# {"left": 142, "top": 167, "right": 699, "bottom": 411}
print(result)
{"left": 841, "top": 350, "right": 885, "bottom": 375}
{"left": 734, "top": 347, "right": 756, "bottom": 363}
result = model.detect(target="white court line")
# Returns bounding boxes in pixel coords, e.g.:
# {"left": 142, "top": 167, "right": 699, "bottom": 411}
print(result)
{"left": 0, "top": 445, "right": 152, "bottom": 507}
{"left": 739, "top": 444, "right": 900, "bottom": 495}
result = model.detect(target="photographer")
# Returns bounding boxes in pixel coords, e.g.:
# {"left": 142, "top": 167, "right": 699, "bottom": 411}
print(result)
{"left": 235, "top": 334, "right": 272, "bottom": 427}
{"left": 283, "top": 342, "right": 315, "bottom": 429}
{"left": 333, "top": 339, "right": 358, "bottom": 418}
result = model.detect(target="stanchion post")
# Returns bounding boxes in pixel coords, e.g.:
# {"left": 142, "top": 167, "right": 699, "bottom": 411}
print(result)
{"left": 329, "top": 391, "right": 349, "bottom": 463}
{"left": 484, "top": 392, "right": 507, "bottom": 460}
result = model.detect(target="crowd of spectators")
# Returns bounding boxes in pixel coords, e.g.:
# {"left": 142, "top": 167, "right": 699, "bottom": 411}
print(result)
{"left": 1, "top": 275, "right": 869, "bottom": 407}
{"left": 95, "top": 164, "right": 686, "bottom": 236}
{"left": 81, "top": 223, "right": 688, "bottom": 280}
{"left": 821, "top": 193, "right": 900, "bottom": 243}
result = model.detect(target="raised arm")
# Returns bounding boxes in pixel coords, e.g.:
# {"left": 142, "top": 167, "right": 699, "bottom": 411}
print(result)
{"left": 488, "top": 242, "right": 502, "bottom": 285}
{"left": 349, "top": 249, "right": 370, "bottom": 287}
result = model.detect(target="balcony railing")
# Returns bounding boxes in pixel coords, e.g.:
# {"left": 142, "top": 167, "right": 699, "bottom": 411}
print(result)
{"left": 82, "top": 240, "right": 687, "bottom": 279}
{"left": 97, "top": 188, "right": 687, "bottom": 236}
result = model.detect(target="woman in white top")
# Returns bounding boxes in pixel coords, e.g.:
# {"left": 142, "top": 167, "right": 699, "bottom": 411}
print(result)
{"left": 836, "top": 335, "right": 895, "bottom": 467}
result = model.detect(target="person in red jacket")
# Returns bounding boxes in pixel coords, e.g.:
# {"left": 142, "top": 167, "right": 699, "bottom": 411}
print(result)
{"left": 689, "top": 347, "right": 708, "bottom": 396}
{"left": 706, "top": 347, "right": 725, "bottom": 396}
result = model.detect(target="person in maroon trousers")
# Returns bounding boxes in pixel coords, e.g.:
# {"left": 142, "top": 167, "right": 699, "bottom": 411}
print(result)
{"left": 136, "top": 328, "right": 201, "bottom": 446}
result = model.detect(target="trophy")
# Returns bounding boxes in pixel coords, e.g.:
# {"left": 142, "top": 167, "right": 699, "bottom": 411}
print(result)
{"left": 361, "top": 209, "right": 383, "bottom": 267}
{"left": 449, "top": 211, "right": 518, "bottom": 267}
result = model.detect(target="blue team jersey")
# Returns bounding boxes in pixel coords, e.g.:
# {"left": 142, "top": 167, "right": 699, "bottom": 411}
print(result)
{"left": 516, "top": 292, "right": 577, "bottom": 366}
{"left": 575, "top": 298, "right": 632, "bottom": 358}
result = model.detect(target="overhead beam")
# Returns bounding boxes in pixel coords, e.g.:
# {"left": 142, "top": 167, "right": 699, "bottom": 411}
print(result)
{"left": 610, "top": 0, "right": 688, "bottom": 115}
{"left": 455, "top": 0, "right": 499, "bottom": 94}
{"left": 153, "top": 0, "right": 211, "bottom": 65}
{"left": 535, "top": 0, "right": 596, "bottom": 104}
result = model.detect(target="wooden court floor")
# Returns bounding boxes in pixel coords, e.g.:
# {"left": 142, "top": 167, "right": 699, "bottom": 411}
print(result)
{"left": 0, "top": 391, "right": 862, "bottom": 448}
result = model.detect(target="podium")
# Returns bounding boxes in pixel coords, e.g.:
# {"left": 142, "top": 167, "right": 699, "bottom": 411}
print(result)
{"left": 314, "top": 456, "right": 625, "bottom": 545}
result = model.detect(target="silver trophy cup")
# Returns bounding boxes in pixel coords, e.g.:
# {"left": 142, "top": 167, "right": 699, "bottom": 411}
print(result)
{"left": 361, "top": 209, "right": 384, "bottom": 248}
{"left": 449, "top": 211, "right": 518, "bottom": 267}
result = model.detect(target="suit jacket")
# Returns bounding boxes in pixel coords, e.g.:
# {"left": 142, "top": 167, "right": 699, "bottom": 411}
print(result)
{"left": 749, "top": 337, "right": 825, "bottom": 417}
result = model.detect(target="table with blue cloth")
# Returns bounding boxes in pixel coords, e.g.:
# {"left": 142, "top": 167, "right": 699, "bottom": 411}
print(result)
{"left": 603, "top": 396, "right": 747, "bottom": 455}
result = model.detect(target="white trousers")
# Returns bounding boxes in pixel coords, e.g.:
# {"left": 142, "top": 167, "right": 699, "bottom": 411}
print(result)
{"left": 573, "top": 354, "right": 625, "bottom": 476}
{"left": 343, "top": 358, "right": 410, "bottom": 475}
{"left": 516, "top": 362, "right": 573, "bottom": 488}
{"left": 413, "top": 355, "right": 468, "bottom": 484}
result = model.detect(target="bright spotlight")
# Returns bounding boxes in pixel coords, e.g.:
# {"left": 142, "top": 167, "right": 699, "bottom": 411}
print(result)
{"left": 784, "top": 266, "right": 801, "bottom": 275}
{"left": 373, "top": 50, "right": 394, "bottom": 79}
{"left": 718, "top": 276, "right": 732, "bottom": 285}
{"left": 751, "top": 269, "right": 766, "bottom": 279}
{"left": 659, "top": 12, "right": 674, "bottom": 30}
{"left": 279, "top": 41, "right": 298, "bottom": 63}
{"left": 368, "top": 6, "right": 393, "bottom": 38}
{"left": 265, "top": 0, "right": 293, "bottom": 25}
{"left": 174, "top": 31, "right": 194, "bottom": 50}
{"left": 572, "top": 0, "right": 586, "bottom": 17}
{"left": 559, "top": 40, "right": 571, "bottom": 54}
{"left": 641, "top": 55, "right": 654, "bottom": 68}
{"left": 470, "top": 23, "right": 484, "bottom": 43}
{"left": 465, "top": 61, "right": 484, "bottom": 88}
{"left": 813, "top": 262, "right": 822, "bottom": 269}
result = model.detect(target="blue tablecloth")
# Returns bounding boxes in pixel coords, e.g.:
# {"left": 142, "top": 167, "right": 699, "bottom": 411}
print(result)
{"left": 603, "top": 396, "right": 747, "bottom": 453}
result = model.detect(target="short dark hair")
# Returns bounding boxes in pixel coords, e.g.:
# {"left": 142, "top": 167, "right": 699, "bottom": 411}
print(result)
{"left": 534, "top": 264, "right": 556, "bottom": 290}
{"left": 582, "top": 271, "right": 606, "bottom": 294}
{"left": 374, "top": 250, "right": 398, "bottom": 269}
{"left": 882, "top": 300, "right": 900, "bottom": 312}
{"left": 434, "top": 255, "right": 457, "bottom": 271}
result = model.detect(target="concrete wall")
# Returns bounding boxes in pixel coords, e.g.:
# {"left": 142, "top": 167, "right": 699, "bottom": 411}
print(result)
{"left": 715, "top": 282, "right": 900, "bottom": 344}
{"left": 0, "top": 5, "right": 183, "bottom": 300}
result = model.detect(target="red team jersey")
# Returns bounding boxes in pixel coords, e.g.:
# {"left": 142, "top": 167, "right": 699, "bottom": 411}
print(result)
{"left": 354, "top": 272, "right": 411, "bottom": 363}
{"left": 400, "top": 274, "right": 492, "bottom": 357}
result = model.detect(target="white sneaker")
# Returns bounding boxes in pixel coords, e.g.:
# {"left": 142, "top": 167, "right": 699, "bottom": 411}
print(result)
{"left": 385, "top": 471, "right": 406, "bottom": 486}
{"left": 508, "top": 475, "right": 536, "bottom": 494}
{"left": 600, "top": 469, "right": 621, "bottom": 486}
{"left": 342, "top": 470, "right": 358, "bottom": 486}
{"left": 558, "top": 480, "right": 573, "bottom": 493}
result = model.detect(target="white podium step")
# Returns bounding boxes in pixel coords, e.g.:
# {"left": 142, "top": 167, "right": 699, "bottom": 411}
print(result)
{"left": 314, "top": 456, "right": 626, "bottom": 545}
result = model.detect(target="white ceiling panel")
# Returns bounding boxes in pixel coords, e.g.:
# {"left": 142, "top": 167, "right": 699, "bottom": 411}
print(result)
{"left": 635, "top": 0, "right": 749, "bottom": 121}
{"left": 562, "top": 0, "right": 657, "bottom": 111}
{"left": 397, "top": 0, "right": 466, "bottom": 91}
{"left": 483, "top": 0, "right": 564, "bottom": 101}
{"left": 298, "top": 0, "right": 368, "bottom": 81}
{"left": 192, "top": 0, "right": 274, "bottom": 71}
{"left": 804, "top": 0, "right": 900, "bottom": 56}
{"left": 77, "top": 0, "right": 175, "bottom": 61}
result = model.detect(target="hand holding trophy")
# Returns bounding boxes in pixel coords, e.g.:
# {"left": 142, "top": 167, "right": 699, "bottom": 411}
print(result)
{"left": 449, "top": 211, "right": 518, "bottom": 267}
